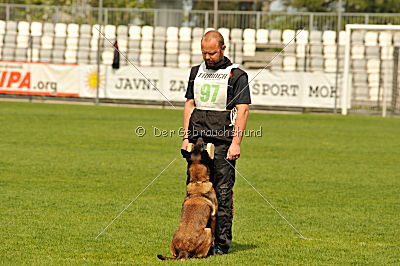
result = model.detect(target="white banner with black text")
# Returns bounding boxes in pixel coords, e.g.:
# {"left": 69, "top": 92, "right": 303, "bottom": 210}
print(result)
{"left": 0, "top": 62, "right": 339, "bottom": 108}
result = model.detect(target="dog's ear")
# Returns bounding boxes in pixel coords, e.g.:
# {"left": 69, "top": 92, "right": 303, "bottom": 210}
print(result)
{"left": 181, "top": 149, "right": 191, "bottom": 159}
{"left": 200, "top": 150, "right": 212, "bottom": 164}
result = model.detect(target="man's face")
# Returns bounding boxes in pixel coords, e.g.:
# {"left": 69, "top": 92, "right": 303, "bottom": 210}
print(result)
{"left": 201, "top": 39, "right": 225, "bottom": 66}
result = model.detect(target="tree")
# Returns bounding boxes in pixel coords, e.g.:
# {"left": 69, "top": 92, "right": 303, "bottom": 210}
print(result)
{"left": 282, "top": 0, "right": 400, "bottom": 13}
{"left": 345, "top": 0, "right": 400, "bottom": 13}
{"left": 0, "top": 0, "right": 154, "bottom": 8}
{"left": 282, "top": 0, "right": 336, "bottom": 12}
{"left": 193, "top": 1, "right": 239, "bottom": 11}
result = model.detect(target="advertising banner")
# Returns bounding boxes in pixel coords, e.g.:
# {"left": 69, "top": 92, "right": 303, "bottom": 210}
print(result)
{"left": 0, "top": 61, "right": 79, "bottom": 97}
{"left": 247, "top": 70, "right": 337, "bottom": 108}
{"left": 162, "top": 67, "right": 191, "bottom": 102}
{"left": 79, "top": 65, "right": 107, "bottom": 98}
{"left": 0, "top": 61, "right": 338, "bottom": 108}
{"left": 105, "top": 66, "right": 164, "bottom": 101}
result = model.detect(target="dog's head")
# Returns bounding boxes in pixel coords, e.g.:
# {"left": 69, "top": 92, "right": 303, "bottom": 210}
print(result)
{"left": 181, "top": 137, "right": 212, "bottom": 165}
{"left": 191, "top": 137, "right": 207, "bottom": 163}
{"left": 181, "top": 138, "right": 213, "bottom": 183}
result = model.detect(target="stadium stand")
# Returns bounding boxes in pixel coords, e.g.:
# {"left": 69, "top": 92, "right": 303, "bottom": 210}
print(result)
{"left": 256, "top": 29, "right": 268, "bottom": 44}
{"left": 1, "top": 18, "right": 400, "bottom": 106}
{"left": 243, "top": 28, "right": 256, "bottom": 57}
{"left": 269, "top": 29, "right": 281, "bottom": 44}
{"left": 166, "top": 26, "right": 179, "bottom": 67}
{"left": 230, "top": 28, "right": 243, "bottom": 63}
{"left": 16, "top": 21, "right": 29, "bottom": 61}
{"left": 0, "top": 19, "right": 398, "bottom": 83}
{"left": 152, "top": 26, "right": 166, "bottom": 67}
{"left": 178, "top": 27, "right": 191, "bottom": 68}
{"left": 139, "top": 25, "right": 153, "bottom": 66}
{"left": 78, "top": 24, "right": 91, "bottom": 64}
{"left": 190, "top": 27, "right": 203, "bottom": 65}
{"left": 127, "top": 25, "right": 140, "bottom": 64}
{"left": 218, "top": 27, "right": 230, "bottom": 57}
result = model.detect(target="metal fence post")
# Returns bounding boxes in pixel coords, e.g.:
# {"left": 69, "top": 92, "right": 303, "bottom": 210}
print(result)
{"left": 268, "top": 11, "right": 271, "bottom": 30}
{"left": 96, "top": 1, "right": 103, "bottom": 106}
{"left": 154, "top": 9, "right": 158, "bottom": 26}
{"left": 309, "top": 13, "right": 314, "bottom": 30}
{"left": 378, "top": 47, "right": 383, "bottom": 109}
{"left": 183, "top": 9, "right": 186, "bottom": 27}
{"left": 54, "top": 7, "right": 59, "bottom": 23}
{"left": 233, "top": 42, "right": 236, "bottom": 63}
{"left": 334, "top": 3, "right": 343, "bottom": 114}
{"left": 104, "top": 8, "right": 108, "bottom": 25}
{"left": 304, "top": 43, "right": 309, "bottom": 71}
{"left": 26, "top": 6, "right": 29, "bottom": 22}
{"left": 205, "top": 11, "right": 209, "bottom": 28}
{"left": 341, "top": 26, "right": 352, "bottom": 115}
{"left": 382, "top": 43, "right": 391, "bottom": 117}
{"left": 391, "top": 47, "right": 399, "bottom": 114}
{"left": 256, "top": 12, "right": 260, "bottom": 29}
{"left": 213, "top": 0, "right": 218, "bottom": 29}
{"left": 6, "top": 4, "right": 10, "bottom": 21}
{"left": 365, "top": 14, "right": 369, "bottom": 24}
{"left": 28, "top": 36, "right": 32, "bottom": 63}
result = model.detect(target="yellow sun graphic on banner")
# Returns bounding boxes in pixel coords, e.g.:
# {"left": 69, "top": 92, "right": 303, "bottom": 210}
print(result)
{"left": 86, "top": 69, "right": 105, "bottom": 93}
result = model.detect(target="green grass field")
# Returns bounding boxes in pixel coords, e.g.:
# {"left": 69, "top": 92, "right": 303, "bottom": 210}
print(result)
{"left": 1, "top": 101, "right": 399, "bottom": 265}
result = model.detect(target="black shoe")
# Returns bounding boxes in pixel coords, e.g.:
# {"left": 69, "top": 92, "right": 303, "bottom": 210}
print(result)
{"left": 214, "top": 247, "right": 227, "bottom": 255}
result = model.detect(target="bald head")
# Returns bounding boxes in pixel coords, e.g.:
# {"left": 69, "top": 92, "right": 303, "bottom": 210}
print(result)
{"left": 201, "top": 30, "right": 225, "bottom": 48}
{"left": 201, "top": 30, "right": 226, "bottom": 66}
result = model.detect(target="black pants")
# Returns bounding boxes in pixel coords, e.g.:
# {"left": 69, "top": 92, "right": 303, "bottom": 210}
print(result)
{"left": 186, "top": 143, "right": 236, "bottom": 253}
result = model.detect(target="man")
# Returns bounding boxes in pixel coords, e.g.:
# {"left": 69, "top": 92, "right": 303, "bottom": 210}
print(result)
{"left": 181, "top": 30, "right": 251, "bottom": 255}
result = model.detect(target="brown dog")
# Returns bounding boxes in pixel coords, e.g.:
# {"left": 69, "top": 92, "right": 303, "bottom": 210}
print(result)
{"left": 158, "top": 138, "right": 218, "bottom": 260}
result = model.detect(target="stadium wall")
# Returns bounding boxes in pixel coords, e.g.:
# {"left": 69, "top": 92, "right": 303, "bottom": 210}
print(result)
{"left": 0, "top": 61, "right": 338, "bottom": 109}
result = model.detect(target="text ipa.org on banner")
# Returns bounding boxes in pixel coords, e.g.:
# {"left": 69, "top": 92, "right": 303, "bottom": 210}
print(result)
{"left": 0, "top": 61, "right": 79, "bottom": 97}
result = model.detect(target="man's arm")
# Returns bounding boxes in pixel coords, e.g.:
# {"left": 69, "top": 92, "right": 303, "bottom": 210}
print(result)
{"left": 181, "top": 99, "right": 195, "bottom": 150}
{"left": 226, "top": 104, "right": 249, "bottom": 160}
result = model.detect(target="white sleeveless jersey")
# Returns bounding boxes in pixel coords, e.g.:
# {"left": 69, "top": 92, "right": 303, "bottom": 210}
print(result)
{"left": 194, "top": 62, "right": 239, "bottom": 111}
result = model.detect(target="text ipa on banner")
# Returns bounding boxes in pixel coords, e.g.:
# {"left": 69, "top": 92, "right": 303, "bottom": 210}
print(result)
{"left": 0, "top": 61, "right": 80, "bottom": 97}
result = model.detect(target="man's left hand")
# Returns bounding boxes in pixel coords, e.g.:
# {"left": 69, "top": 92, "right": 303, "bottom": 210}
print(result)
{"left": 226, "top": 142, "right": 240, "bottom": 160}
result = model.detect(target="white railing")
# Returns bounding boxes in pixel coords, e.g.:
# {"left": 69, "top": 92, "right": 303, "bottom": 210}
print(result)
{"left": 1, "top": 3, "right": 400, "bottom": 30}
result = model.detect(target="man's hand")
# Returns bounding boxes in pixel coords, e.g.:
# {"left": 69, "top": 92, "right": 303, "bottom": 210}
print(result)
{"left": 227, "top": 104, "right": 248, "bottom": 161}
{"left": 226, "top": 142, "right": 240, "bottom": 160}
{"left": 181, "top": 138, "right": 189, "bottom": 150}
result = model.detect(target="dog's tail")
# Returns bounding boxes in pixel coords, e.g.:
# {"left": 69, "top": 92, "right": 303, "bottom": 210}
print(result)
{"left": 157, "top": 251, "right": 189, "bottom": 261}
{"left": 157, "top": 254, "right": 175, "bottom": 261}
